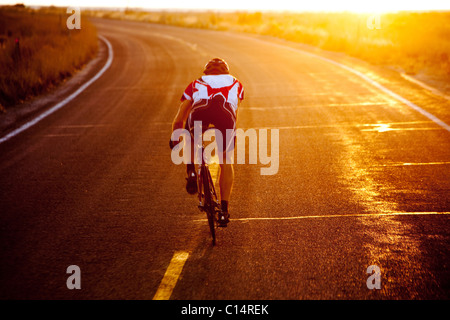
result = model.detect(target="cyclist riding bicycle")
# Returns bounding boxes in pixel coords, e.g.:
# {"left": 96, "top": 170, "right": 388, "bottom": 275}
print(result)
{"left": 170, "top": 58, "right": 244, "bottom": 227}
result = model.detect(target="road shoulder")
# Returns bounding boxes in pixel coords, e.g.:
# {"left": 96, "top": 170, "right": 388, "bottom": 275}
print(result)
{"left": 0, "top": 36, "right": 109, "bottom": 138}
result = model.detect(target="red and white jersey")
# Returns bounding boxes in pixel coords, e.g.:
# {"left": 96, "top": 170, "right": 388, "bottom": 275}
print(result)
{"left": 181, "top": 74, "right": 244, "bottom": 113}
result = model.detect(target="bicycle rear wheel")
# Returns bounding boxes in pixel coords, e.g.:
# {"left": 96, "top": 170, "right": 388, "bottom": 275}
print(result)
{"left": 201, "top": 165, "right": 216, "bottom": 245}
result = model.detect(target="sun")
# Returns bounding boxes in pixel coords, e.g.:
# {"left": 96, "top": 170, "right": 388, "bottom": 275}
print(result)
{"left": 283, "top": 0, "right": 449, "bottom": 13}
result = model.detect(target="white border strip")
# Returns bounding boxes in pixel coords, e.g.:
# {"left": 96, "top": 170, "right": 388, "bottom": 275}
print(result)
{"left": 0, "top": 35, "right": 114, "bottom": 145}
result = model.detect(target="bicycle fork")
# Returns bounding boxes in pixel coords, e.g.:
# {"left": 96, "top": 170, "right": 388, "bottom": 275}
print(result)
{"left": 197, "top": 166, "right": 204, "bottom": 209}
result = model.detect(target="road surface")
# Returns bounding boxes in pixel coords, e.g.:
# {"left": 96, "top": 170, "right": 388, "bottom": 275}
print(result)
{"left": 0, "top": 18, "right": 449, "bottom": 300}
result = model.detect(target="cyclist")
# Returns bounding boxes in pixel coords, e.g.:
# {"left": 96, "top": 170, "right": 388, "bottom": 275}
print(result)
{"left": 170, "top": 58, "right": 244, "bottom": 227}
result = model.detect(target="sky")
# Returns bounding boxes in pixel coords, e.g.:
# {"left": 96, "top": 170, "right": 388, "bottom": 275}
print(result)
{"left": 1, "top": 0, "right": 450, "bottom": 12}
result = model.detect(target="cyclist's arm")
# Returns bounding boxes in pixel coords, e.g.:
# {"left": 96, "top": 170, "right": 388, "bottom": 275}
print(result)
{"left": 172, "top": 99, "right": 193, "bottom": 132}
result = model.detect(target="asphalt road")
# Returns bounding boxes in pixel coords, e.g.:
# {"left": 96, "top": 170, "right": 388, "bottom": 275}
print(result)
{"left": 0, "top": 18, "right": 449, "bottom": 300}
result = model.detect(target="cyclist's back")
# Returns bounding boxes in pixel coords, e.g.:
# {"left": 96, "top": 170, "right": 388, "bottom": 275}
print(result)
{"left": 184, "top": 73, "right": 243, "bottom": 153}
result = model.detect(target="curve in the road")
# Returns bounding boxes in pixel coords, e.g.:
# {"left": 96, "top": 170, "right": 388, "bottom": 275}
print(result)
{"left": 0, "top": 35, "right": 114, "bottom": 145}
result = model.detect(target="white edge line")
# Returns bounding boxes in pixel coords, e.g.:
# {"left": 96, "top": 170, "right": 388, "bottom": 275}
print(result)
{"left": 236, "top": 34, "right": 450, "bottom": 133}
{"left": 400, "top": 73, "right": 450, "bottom": 101}
{"left": 297, "top": 50, "right": 450, "bottom": 132}
{"left": 0, "top": 35, "right": 114, "bottom": 145}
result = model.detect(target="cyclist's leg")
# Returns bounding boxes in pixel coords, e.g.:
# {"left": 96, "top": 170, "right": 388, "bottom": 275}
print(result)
{"left": 216, "top": 108, "right": 236, "bottom": 223}
{"left": 219, "top": 128, "right": 235, "bottom": 202}
{"left": 216, "top": 161, "right": 232, "bottom": 226}
{"left": 219, "top": 130, "right": 235, "bottom": 215}
{"left": 219, "top": 162, "right": 234, "bottom": 202}
{"left": 185, "top": 114, "right": 197, "bottom": 194}
{"left": 185, "top": 120, "right": 195, "bottom": 173}
{"left": 186, "top": 102, "right": 211, "bottom": 194}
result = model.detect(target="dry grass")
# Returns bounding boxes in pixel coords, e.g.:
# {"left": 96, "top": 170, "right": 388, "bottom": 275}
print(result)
{"left": 0, "top": 5, "right": 98, "bottom": 109}
{"left": 87, "top": 9, "right": 450, "bottom": 79}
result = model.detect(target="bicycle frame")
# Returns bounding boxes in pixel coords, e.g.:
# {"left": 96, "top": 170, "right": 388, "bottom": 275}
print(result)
{"left": 197, "top": 144, "right": 220, "bottom": 245}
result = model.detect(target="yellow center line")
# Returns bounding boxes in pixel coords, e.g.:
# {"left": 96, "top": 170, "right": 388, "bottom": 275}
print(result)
{"left": 53, "top": 124, "right": 110, "bottom": 128}
{"left": 193, "top": 212, "right": 450, "bottom": 223}
{"left": 239, "top": 120, "right": 436, "bottom": 131}
{"left": 377, "top": 162, "right": 450, "bottom": 167}
{"left": 153, "top": 251, "right": 190, "bottom": 300}
{"left": 43, "top": 134, "right": 80, "bottom": 137}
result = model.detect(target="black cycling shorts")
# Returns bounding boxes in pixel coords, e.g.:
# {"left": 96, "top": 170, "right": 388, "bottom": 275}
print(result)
{"left": 187, "top": 95, "right": 236, "bottom": 154}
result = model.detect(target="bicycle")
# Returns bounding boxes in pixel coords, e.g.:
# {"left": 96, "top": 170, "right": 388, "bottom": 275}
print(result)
{"left": 196, "top": 137, "right": 221, "bottom": 246}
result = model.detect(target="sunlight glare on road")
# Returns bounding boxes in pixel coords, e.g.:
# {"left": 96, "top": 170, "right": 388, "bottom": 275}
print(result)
{"left": 4, "top": 0, "right": 450, "bottom": 12}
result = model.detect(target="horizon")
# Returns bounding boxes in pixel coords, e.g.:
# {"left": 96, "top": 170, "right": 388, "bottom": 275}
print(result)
{"left": 1, "top": 0, "right": 450, "bottom": 13}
